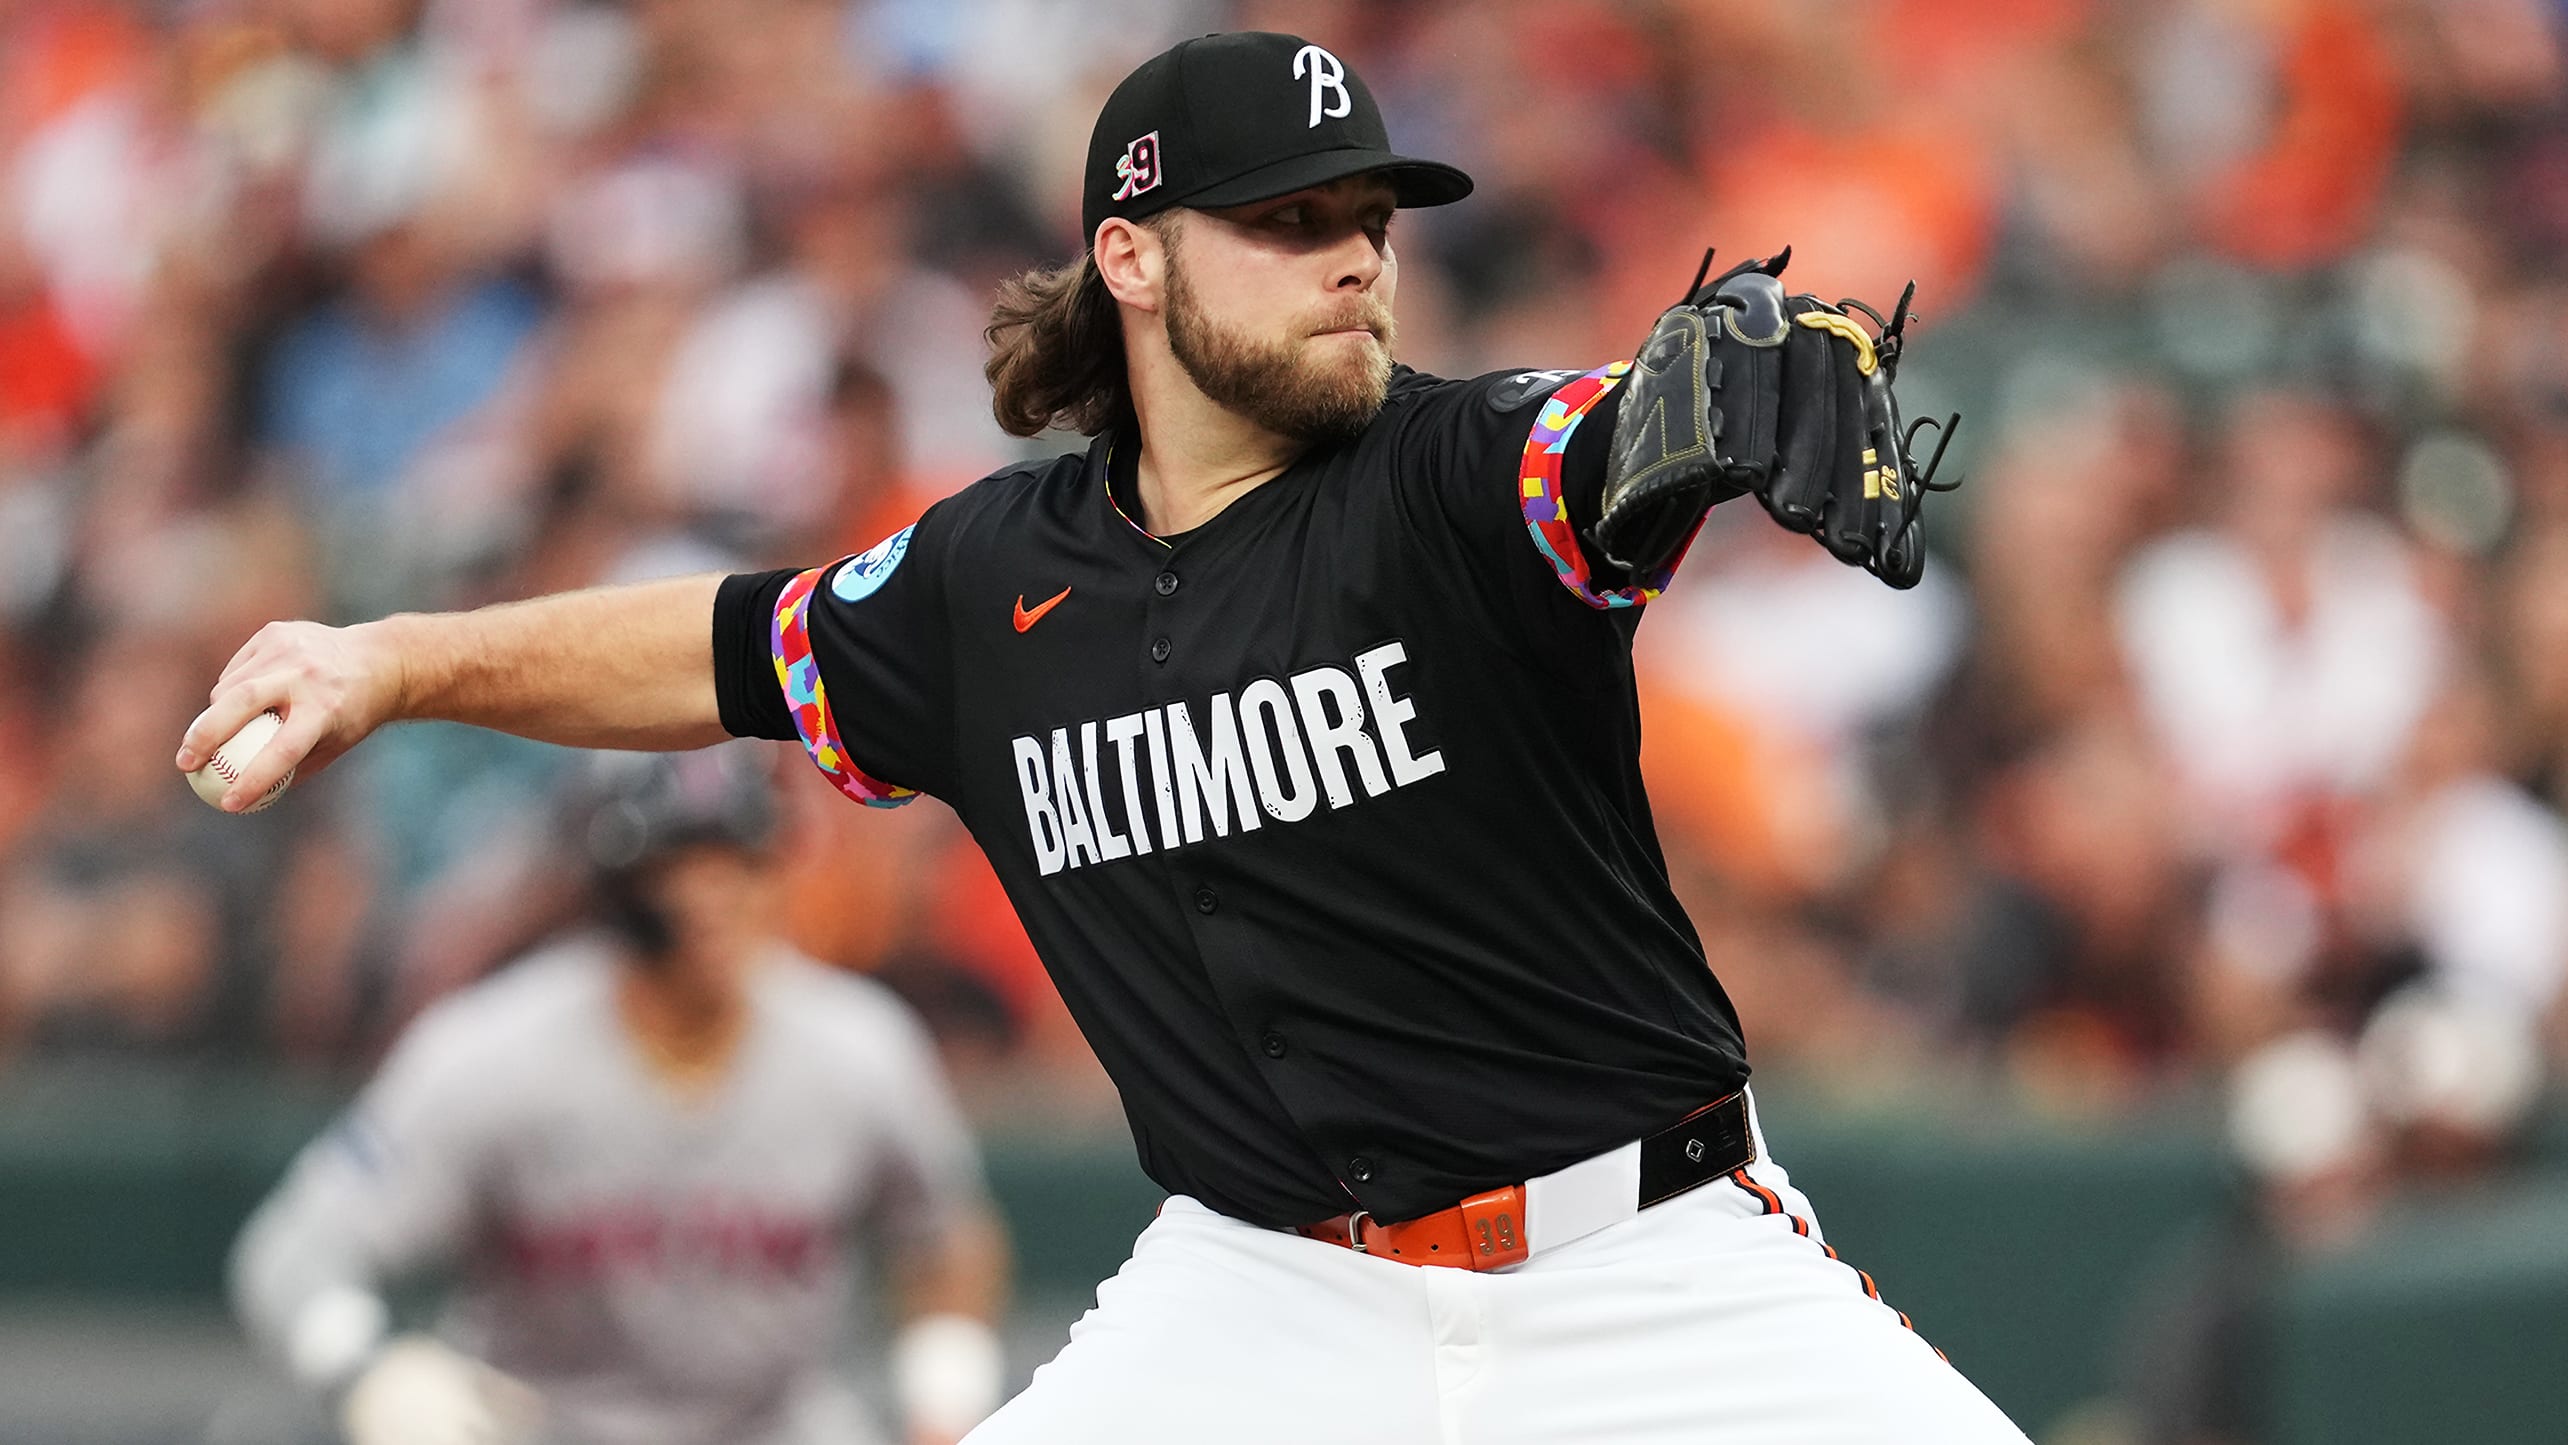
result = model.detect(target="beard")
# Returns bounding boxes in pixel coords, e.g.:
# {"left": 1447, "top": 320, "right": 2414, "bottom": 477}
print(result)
{"left": 1162, "top": 245, "right": 1395, "bottom": 447}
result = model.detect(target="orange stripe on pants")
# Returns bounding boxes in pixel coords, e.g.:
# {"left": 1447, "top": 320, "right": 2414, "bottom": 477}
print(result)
{"left": 1725, "top": 1170, "right": 1946, "bottom": 1363}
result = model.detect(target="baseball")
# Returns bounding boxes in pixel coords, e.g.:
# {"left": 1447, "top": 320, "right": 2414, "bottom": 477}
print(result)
{"left": 187, "top": 708, "right": 295, "bottom": 813}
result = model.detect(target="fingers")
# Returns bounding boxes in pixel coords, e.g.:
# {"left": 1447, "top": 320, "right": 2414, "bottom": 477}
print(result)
{"left": 234, "top": 702, "right": 329, "bottom": 808}
{"left": 179, "top": 623, "right": 291, "bottom": 771}
{"left": 178, "top": 620, "right": 366, "bottom": 810}
{"left": 177, "top": 677, "right": 286, "bottom": 778}
{"left": 212, "top": 624, "right": 278, "bottom": 694}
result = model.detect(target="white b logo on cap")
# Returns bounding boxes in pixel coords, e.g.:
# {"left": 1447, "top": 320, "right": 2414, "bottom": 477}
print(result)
{"left": 1293, "top": 44, "right": 1350, "bottom": 129}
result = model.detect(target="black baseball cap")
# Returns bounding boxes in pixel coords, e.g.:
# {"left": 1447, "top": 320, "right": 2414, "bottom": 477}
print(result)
{"left": 1082, "top": 31, "right": 1474, "bottom": 244}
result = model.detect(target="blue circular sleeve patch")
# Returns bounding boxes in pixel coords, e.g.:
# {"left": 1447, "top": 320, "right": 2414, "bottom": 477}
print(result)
{"left": 828, "top": 524, "right": 913, "bottom": 603}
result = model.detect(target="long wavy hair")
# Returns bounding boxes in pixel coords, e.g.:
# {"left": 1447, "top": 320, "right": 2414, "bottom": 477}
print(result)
{"left": 984, "top": 217, "right": 1176, "bottom": 438}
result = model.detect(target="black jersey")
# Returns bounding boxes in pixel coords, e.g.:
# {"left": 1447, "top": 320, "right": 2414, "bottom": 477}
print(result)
{"left": 713, "top": 363, "right": 1748, "bottom": 1229}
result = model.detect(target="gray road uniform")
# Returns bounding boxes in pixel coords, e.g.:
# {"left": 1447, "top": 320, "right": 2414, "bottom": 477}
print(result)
{"left": 232, "top": 938, "right": 988, "bottom": 1445}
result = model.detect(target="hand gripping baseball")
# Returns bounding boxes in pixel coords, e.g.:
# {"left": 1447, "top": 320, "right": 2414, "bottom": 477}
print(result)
{"left": 175, "top": 620, "right": 403, "bottom": 811}
{"left": 1590, "top": 248, "right": 1963, "bottom": 589}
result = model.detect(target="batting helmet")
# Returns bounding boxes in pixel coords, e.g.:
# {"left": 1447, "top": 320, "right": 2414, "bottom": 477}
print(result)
{"left": 567, "top": 743, "right": 782, "bottom": 877}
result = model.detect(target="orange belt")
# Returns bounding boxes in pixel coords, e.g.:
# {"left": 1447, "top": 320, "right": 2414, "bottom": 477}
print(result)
{"left": 1296, "top": 1185, "right": 1531, "bottom": 1269}
{"left": 1294, "top": 1093, "right": 1755, "bottom": 1272}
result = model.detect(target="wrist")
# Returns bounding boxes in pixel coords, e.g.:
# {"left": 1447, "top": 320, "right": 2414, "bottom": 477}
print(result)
{"left": 356, "top": 614, "right": 429, "bottom": 724}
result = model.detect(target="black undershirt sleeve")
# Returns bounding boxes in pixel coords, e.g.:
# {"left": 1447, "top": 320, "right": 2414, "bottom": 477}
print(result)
{"left": 711, "top": 568, "right": 799, "bottom": 742}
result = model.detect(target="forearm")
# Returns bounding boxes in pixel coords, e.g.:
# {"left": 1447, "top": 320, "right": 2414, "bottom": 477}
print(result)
{"left": 896, "top": 1205, "right": 1010, "bottom": 1324}
{"left": 375, "top": 574, "right": 729, "bottom": 750}
{"left": 238, "top": 1194, "right": 542, "bottom": 1445}
{"left": 182, "top": 573, "right": 737, "bottom": 809}
{"left": 892, "top": 1207, "right": 1011, "bottom": 1443}
{"left": 230, "top": 1174, "right": 395, "bottom": 1388}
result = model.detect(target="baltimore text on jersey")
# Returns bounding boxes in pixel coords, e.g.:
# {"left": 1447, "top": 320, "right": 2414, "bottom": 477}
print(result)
{"left": 1010, "top": 642, "right": 1444, "bottom": 876}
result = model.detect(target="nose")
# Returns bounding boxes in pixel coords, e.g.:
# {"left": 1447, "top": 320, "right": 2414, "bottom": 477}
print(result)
{"left": 1332, "top": 230, "right": 1385, "bottom": 292}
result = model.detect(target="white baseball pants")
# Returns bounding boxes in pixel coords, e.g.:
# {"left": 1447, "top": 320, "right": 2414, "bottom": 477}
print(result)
{"left": 966, "top": 1110, "right": 2030, "bottom": 1445}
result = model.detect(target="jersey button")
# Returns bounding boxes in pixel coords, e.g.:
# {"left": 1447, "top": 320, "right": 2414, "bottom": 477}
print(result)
{"left": 1348, "top": 1156, "right": 1377, "bottom": 1183}
{"left": 1154, "top": 570, "right": 1180, "bottom": 597}
{"left": 1150, "top": 637, "right": 1171, "bottom": 664}
{"left": 1261, "top": 1031, "right": 1287, "bottom": 1059}
{"left": 1194, "top": 885, "right": 1218, "bottom": 914}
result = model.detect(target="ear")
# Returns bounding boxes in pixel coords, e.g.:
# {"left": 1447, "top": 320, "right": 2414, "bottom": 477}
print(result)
{"left": 1093, "top": 216, "right": 1167, "bottom": 313}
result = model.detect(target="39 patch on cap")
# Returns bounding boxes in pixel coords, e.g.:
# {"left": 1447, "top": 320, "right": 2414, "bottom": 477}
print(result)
{"left": 1112, "top": 132, "right": 1163, "bottom": 201}
{"left": 1080, "top": 31, "right": 1473, "bottom": 242}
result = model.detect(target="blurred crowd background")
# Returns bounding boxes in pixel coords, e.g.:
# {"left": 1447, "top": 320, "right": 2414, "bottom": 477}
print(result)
{"left": 4, "top": 0, "right": 2568, "bottom": 1437}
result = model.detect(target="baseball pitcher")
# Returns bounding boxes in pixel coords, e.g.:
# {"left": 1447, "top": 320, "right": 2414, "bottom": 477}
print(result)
{"left": 189, "top": 31, "right": 2010, "bottom": 1444}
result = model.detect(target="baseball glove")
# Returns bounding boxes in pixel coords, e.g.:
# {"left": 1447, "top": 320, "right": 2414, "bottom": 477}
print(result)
{"left": 1589, "top": 247, "right": 1962, "bottom": 589}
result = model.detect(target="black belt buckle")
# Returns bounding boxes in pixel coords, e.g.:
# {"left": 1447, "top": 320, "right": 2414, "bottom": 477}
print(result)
{"left": 1637, "top": 1091, "right": 1755, "bottom": 1208}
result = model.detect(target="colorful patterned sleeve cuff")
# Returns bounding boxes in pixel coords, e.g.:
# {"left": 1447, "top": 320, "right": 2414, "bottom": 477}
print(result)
{"left": 771, "top": 564, "right": 920, "bottom": 808}
{"left": 1518, "top": 361, "right": 1707, "bottom": 609}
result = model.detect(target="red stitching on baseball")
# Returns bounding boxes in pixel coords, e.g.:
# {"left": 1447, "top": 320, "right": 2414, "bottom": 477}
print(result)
{"left": 211, "top": 753, "right": 243, "bottom": 783}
